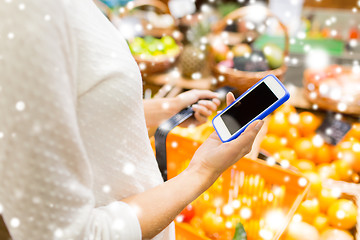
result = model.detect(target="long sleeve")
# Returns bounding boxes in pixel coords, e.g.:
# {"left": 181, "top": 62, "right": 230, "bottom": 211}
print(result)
{"left": 0, "top": 0, "right": 141, "bottom": 239}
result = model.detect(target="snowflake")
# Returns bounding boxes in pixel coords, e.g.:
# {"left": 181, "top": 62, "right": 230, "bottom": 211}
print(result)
{"left": 10, "top": 218, "right": 20, "bottom": 228}
{"left": 15, "top": 101, "right": 25, "bottom": 111}
{"left": 18, "top": 3, "right": 25, "bottom": 10}
{"left": 7, "top": 32, "right": 15, "bottom": 39}
{"left": 123, "top": 162, "right": 135, "bottom": 175}
{"left": 44, "top": 14, "right": 51, "bottom": 21}
{"left": 102, "top": 185, "right": 111, "bottom": 193}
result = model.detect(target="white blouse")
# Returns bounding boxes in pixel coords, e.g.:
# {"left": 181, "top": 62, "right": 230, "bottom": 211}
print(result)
{"left": 0, "top": 0, "right": 174, "bottom": 239}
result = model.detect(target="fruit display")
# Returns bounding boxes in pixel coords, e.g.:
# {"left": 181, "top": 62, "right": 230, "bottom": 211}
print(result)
{"left": 128, "top": 36, "right": 180, "bottom": 61}
{"left": 207, "top": 6, "right": 288, "bottom": 93}
{"left": 212, "top": 42, "right": 283, "bottom": 73}
{"left": 164, "top": 122, "right": 310, "bottom": 240}
{"left": 167, "top": 102, "right": 360, "bottom": 240}
{"left": 304, "top": 64, "right": 360, "bottom": 115}
{"left": 261, "top": 105, "right": 360, "bottom": 240}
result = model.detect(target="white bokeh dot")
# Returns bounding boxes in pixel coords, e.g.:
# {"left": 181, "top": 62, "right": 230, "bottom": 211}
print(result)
{"left": 161, "top": 102, "right": 170, "bottom": 110}
{"left": 44, "top": 14, "right": 51, "bottom": 21}
{"left": 16, "top": 101, "right": 25, "bottom": 111}
{"left": 222, "top": 204, "right": 234, "bottom": 216}
{"left": 18, "top": 3, "right": 25, "bottom": 10}
{"left": 10, "top": 218, "right": 20, "bottom": 228}
{"left": 240, "top": 207, "right": 252, "bottom": 220}
{"left": 54, "top": 228, "right": 64, "bottom": 238}
{"left": 0, "top": 132, "right": 3, "bottom": 139}
{"left": 0, "top": 203, "right": 3, "bottom": 214}
{"left": 336, "top": 210, "right": 345, "bottom": 219}
{"left": 337, "top": 102, "right": 347, "bottom": 112}
{"left": 123, "top": 162, "right": 135, "bottom": 175}
{"left": 102, "top": 185, "right": 111, "bottom": 193}
{"left": 171, "top": 141, "right": 178, "bottom": 148}
{"left": 298, "top": 177, "right": 308, "bottom": 187}
{"left": 7, "top": 32, "right": 14, "bottom": 39}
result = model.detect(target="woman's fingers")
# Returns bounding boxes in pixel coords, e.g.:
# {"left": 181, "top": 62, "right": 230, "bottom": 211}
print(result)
{"left": 212, "top": 98, "right": 221, "bottom": 107}
{"left": 192, "top": 104, "right": 212, "bottom": 121}
{"left": 177, "top": 90, "right": 220, "bottom": 107}
{"left": 193, "top": 110, "right": 208, "bottom": 124}
{"left": 198, "top": 100, "right": 218, "bottom": 112}
{"left": 192, "top": 89, "right": 219, "bottom": 100}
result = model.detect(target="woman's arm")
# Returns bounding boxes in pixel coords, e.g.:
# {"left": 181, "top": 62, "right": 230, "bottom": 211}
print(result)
{"left": 143, "top": 90, "right": 221, "bottom": 128}
{"left": 125, "top": 93, "right": 264, "bottom": 239}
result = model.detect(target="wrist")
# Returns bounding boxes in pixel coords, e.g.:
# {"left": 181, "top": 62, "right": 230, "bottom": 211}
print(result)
{"left": 182, "top": 161, "right": 220, "bottom": 192}
{"left": 168, "top": 97, "right": 182, "bottom": 115}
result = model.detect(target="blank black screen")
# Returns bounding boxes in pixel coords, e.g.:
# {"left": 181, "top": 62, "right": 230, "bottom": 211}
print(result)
{"left": 221, "top": 82, "right": 278, "bottom": 135}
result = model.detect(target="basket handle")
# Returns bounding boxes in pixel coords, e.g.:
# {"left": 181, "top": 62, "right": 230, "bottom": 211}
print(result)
{"left": 212, "top": 6, "right": 289, "bottom": 57}
{"left": 117, "top": 0, "right": 177, "bottom": 32}
{"left": 125, "top": 0, "right": 171, "bottom": 14}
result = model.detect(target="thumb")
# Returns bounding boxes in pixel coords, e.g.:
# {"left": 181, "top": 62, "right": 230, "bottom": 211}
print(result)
{"left": 229, "top": 120, "right": 264, "bottom": 155}
{"left": 226, "top": 92, "right": 235, "bottom": 106}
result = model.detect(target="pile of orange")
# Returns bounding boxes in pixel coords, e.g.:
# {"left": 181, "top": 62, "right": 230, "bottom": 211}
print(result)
{"left": 261, "top": 104, "right": 360, "bottom": 240}
{"left": 170, "top": 103, "right": 360, "bottom": 239}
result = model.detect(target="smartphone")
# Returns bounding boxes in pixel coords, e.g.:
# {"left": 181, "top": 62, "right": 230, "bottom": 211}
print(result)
{"left": 212, "top": 74, "right": 290, "bottom": 142}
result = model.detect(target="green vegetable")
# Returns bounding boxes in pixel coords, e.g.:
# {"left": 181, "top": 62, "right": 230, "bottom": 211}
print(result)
{"left": 262, "top": 43, "right": 284, "bottom": 69}
{"left": 232, "top": 222, "right": 247, "bottom": 240}
{"left": 218, "top": 3, "right": 241, "bottom": 17}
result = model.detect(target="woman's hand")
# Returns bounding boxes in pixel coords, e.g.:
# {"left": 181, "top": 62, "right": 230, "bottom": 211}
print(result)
{"left": 124, "top": 92, "right": 263, "bottom": 239}
{"left": 186, "top": 92, "right": 264, "bottom": 181}
{"left": 176, "top": 90, "right": 221, "bottom": 127}
{"left": 143, "top": 89, "right": 220, "bottom": 129}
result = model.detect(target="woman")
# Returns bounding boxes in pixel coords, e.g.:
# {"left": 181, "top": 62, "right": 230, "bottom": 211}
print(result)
{"left": 0, "top": 0, "right": 263, "bottom": 239}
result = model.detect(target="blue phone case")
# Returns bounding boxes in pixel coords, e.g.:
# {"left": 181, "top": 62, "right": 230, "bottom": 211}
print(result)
{"left": 212, "top": 74, "right": 290, "bottom": 143}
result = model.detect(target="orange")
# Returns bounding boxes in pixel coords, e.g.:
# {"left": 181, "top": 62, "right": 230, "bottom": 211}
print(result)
{"left": 320, "top": 228, "right": 354, "bottom": 240}
{"left": 313, "top": 213, "right": 329, "bottom": 232}
{"left": 351, "top": 172, "right": 360, "bottom": 183}
{"left": 314, "top": 144, "right": 333, "bottom": 164}
{"left": 292, "top": 159, "right": 316, "bottom": 172}
{"left": 332, "top": 159, "right": 353, "bottom": 181}
{"left": 327, "top": 199, "right": 357, "bottom": 230}
{"left": 296, "top": 198, "right": 320, "bottom": 223}
{"left": 189, "top": 216, "right": 206, "bottom": 236}
{"left": 302, "top": 171, "right": 322, "bottom": 197}
{"left": 317, "top": 164, "right": 340, "bottom": 180}
{"left": 293, "top": 138, "right": 317, "bottom": 160}
{"left": 267, "top": 112, "right": 291, "bottom": 137}
{"left": 285, "top": 221, "right": 320, "bottom": 240}
{"left": 192, "top": 192, "right": 213, "bottom": 217}
{"left": 208, "top": 177, "right": 223, "bottom": 195}
{"left": 274, "top": 147, "right": 298, "bottom": 164}
{"left": 333, "top": 140, "right": 360, "bottom": 172}
{"left": 275, "top": 103, "right": 297, "bottom": 116}
{"left": 345, "top": 123, "right": 360, "bottom": 140}
{"left": 285, "top": 126, "right": 301, "bottom": 147}
{"left": 201, "top": 210, "right": 226, "bottom": 235}
{"left": 261, "top": 134, "right": 287, "bottom": 154}
{"left": 318, "top": 188, "right": 339, "bottom": 213}
{"left": 296, "top": 112, "right": 321, "bottom": 136}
